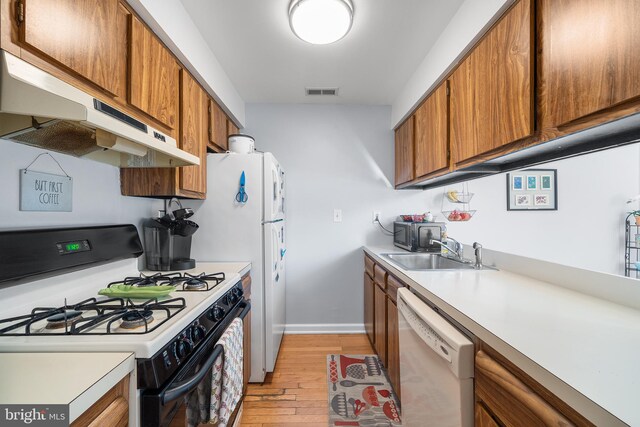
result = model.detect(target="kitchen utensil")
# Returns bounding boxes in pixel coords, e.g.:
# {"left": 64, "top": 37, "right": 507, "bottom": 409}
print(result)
{"left": 173, "top": 220, "right": 199, "bottom": 237}
{"left": 348, "top": 398, "right": 367, "bottom": 416}
{"left": 340, "top": 380, "right": 384, "bottom": 387}
{"left": 331, "top": 393, "right": 349, "bottom": 418}
{"left": 382, "top": 401, "right": 400, "bottom": 423}
{"left": 172, "top": 207, "right": 194, "bottom": 220}
{"left": 329, "top": 355, "right": 339, "bottom": 391}
{"left": 228, "top": 134, "right": 255, "bottom": 154}
{"left": 342, "top": 420, "right": 390, "bottom": 427}
{"left": 235, "top": 171, "right": 248, "bottom": 204}
{"left": 361, "top": 386, "right": 380, "bottom": 407}
{"left": 364, "top": 356, "right": 382, "bottom": 376}
{"left": 345, "top": 365, "right": 365, "bottom": 379}
{"left": 98, "top": 284, "right": 176, "bottom": 298}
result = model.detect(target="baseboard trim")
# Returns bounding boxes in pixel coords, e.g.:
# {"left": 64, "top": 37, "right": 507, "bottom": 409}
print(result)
{"left": 284, "top": 323, "right": 365, "bottom": 334}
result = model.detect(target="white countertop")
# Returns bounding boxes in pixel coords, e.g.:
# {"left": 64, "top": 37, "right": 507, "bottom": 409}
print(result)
{"left": 0, "top": 352, "right": 135, "bottom": 422}
{"left": 364, "top": 245, "right": 640, "bottom": 427}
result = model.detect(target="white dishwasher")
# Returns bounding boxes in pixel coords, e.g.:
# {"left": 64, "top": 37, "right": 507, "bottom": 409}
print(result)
{"left": 397, "top": 288, "right": 474, "bottom": 427}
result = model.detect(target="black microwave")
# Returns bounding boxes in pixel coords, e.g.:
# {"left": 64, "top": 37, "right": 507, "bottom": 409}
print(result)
{"left": 393, "top": 222, "right": 444, "bottom": 252}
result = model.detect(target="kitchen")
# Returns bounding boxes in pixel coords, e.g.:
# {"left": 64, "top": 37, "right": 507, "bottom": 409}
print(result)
{"left": 0, "top": 0, "right": 639, "bottom": 426}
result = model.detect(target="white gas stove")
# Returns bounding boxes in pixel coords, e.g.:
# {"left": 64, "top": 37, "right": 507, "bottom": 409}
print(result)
{"left": 0, "top": 225, "right": 251, "bottom": 427}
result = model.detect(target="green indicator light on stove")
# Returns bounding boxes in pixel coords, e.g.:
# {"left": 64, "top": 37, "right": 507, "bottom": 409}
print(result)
{"left": 66, "top": 243, "right": 80, "bottom": 251}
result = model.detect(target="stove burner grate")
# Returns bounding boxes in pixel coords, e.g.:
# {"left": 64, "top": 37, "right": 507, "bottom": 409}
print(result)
{"left": 0, "top": 296, "right": 186, "bottom": 336}
{"left": 107, "top": 272, "right": 182, "bottom": 289}
{"left": 169, "top": 272, "right": 226, "bottom": 292}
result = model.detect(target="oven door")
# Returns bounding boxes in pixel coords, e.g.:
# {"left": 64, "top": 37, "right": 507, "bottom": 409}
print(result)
{"left": 141, "top": 301, "right": 251, "bottom": 427}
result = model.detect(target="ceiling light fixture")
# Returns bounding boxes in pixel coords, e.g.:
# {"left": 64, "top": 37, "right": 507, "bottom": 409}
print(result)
{"left": 289, "top": 0, "right": 354, "bottom": 45}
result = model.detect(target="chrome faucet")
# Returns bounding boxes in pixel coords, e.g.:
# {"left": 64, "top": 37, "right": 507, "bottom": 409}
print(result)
{"left": 473, "top": 242, "right": 483, "bottom": 269}
{"left": 429, "top": 238, "right": 464, "bottom": 260}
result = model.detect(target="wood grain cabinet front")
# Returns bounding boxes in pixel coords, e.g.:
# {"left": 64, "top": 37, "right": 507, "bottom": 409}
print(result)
{"left": 363, "top": 255, "right": 406, "bottom": 399}
{"left": 18, "top": 0, "right": 128, "bottom": 99}
{"left": 414, "top": 82, "right": 450, "bottom": 179}
{"left": 364, "top": 272, "right": 375, "bottom": 347}
{"left": 475, "top": 347, "right": 594, "bottom": 427}
{"left": 537, "top": 0, "right": 640, "bottom": 132}
{"left": 386, "top": 296, "right": 400, "bottom": 401}
{"left": 394, "top": 116, "right": 415, "bottom": 186}
{"left": 71, "top": 375, "right": 129, "bottom": 427}
{"left": 129, "top": 15, "right": 180, "bottom": 132}
{"left": 120, "top": 70, "right": 208, "bottom": 199}
{"left": 450, "top": 0, "right": 534, "bottom": 168}
{"left": 209, "top": 99, "right": 228, "bottom": 152}
{"left": 373, "top": 283, "right": 387, "bottom": 366}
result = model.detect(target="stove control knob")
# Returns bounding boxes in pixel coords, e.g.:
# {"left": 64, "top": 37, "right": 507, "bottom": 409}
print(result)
{"left": 209, "top": 305, "right": 225, "bottom": 321}
{"left": 174, "top": 336, "right": 192, "bottom": 360}
{"left": 229, "top": 289, "right": 241, "bottom": 304}
{"left": 192, "top": 324, "right": 206, "bottom": 342}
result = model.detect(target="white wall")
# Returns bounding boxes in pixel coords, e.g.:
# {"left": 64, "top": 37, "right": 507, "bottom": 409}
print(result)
{"left": 242, "top": 104, "right": 432, "bottom": 331}
{"left": 391, "top": 0, "right": 512, "bottom": 127}
{"left": 241, "top": 104, "right": 640, "bottom": 331}
{"left": 0, "top": 139, "right": 159, "bottom": 232}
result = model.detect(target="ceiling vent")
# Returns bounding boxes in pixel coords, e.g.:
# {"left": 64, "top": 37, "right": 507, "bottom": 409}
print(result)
{"left": 305, "top": 87, "right": 339, "bottom": 96}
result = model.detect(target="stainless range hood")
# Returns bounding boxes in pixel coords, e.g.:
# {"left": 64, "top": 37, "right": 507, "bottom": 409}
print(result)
{"left": 0, "top": 51, "right": 199, "bottom": 168}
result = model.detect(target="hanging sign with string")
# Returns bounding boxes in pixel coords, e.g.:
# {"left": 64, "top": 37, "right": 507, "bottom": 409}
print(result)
{"left": 20, "top": 153, "right": 73, "bottom": 212}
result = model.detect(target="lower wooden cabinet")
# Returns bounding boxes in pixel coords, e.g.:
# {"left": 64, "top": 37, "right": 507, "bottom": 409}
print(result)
{"left": 373, "top": 283, "right": 387, "bottom": 366}
{"left": 364, "top": 272, "right": 375, "bottom": 347}
{"left": 386, "top": 297, "right": 400, "bottom": 401}
{"left": 364, "top": 254, "right": 403, "bottom": 398}
{"left": 71, "top": 375, "right": 129, "bottom": 427}
{"left": 475, "top": 402, "right": 500, "bottom": 427}
{"left": 475, "top": 346, "right": 594, "bottom": 427}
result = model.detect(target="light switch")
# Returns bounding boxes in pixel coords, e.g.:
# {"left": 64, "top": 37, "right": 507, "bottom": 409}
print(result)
{"left": 333, "top": 209, "right": 342, "bottom": 223}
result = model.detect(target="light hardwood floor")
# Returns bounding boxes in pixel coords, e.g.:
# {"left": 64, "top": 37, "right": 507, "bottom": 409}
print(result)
{"left": 239, "top": 334, "right": 375, "bottom": 427}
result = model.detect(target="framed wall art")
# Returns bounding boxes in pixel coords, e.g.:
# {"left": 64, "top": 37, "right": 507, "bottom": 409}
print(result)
{"left": 506, "top": 169, "right": 557, "bottom": 211}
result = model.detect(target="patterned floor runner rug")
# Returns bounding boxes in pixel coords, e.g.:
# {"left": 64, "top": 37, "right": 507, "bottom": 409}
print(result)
{"left": 326, "top": 354, "right": 402, "bottom": 426}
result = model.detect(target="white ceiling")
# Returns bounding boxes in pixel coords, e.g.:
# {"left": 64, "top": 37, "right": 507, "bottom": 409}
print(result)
{"left": 180, "top": 0, "right": 464, "bottom": 105}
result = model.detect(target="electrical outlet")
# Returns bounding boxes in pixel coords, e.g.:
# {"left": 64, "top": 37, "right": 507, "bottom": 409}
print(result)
{"left": 333, "top": 209, "right": 342, "bottom": 223}
{"left": 372, "top": 211, "right": 381, "bottom": 223}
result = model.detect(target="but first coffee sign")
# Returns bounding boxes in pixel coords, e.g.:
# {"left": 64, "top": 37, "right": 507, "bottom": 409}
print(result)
{"left": 20, "top": 170, "right": 73, "bottom": 212}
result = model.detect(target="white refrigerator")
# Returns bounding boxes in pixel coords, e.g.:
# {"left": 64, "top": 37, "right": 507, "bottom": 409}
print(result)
{"left": 193, "top": 152, "right": 286, "bottom": 382}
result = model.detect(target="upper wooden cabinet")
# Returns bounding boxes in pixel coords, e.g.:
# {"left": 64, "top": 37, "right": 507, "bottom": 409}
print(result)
{"left": 120, "top": 69, "right": 208, "bottom": 199}
{"left": 394, "top": 116, "right": 415, "bottom": 186}
{"left": 450, "top": 0, "right": 534, "bottom": 167}
{"left": 538, "top": 0, "right": 640, "bottom": 130}
{"left": 179, "top": 70, "right": 207, "bottom": 196}
{"left": 208, "top": 99, "right": 228, "bottom": 152}
{"left": 129, "top": 16, "right": 179, "bottom": 132}
{"left": 228, "top": 119, "right": 239, "bottom": 137}
{"left": 414, "top": 82, "right": 449, "bottom": 178}
{"left": 18, "top": 0, "right": 128, "bottom": 99}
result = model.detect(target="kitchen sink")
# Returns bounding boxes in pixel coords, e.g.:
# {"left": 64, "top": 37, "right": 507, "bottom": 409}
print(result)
{"left": 382, "top": 253, "right": 495, "bottom": 271}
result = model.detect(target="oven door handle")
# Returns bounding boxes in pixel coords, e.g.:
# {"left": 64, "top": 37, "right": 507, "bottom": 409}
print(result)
{"left": 161, "top": 300, "right": 251, "bottom": 404}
